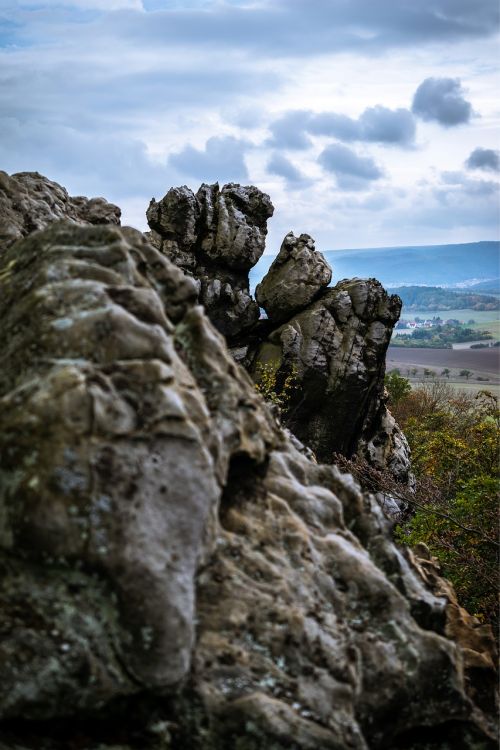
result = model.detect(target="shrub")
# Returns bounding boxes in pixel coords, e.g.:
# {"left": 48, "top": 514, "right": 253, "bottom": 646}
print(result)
{"left": 344, "top": 382, "right": 499, "bottom": 629}
{"left": 254, "top": 360, "right": 299, "bottom": 410}
{"left": 385, "top": 370, "right": 411, "bottom": 405}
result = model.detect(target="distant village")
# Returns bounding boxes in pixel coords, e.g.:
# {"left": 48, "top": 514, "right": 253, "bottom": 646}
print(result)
{"left": 395, "top": 317, "right": 464, "bottom": 330}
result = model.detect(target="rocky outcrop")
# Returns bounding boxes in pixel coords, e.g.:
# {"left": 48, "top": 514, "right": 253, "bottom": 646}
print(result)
{"left": 147, "top": 182, "right": 407, "bottom": 478}
{"left": 0, "top": 171, "right": 121, "bottom": 254}
{"left": 147, "top": 182, "right": 274, "bottom": 340}
{"left": 250, "top": 278, "right": 405, "bottom": 470}
{"left": 0, "top": 172, "right": 405, "bottom": 480}
{"left": 0, "top": 221, "right": 496, "bottom": 749}
{"left": 255, "top": 232, "right": 332, "bottom": 324}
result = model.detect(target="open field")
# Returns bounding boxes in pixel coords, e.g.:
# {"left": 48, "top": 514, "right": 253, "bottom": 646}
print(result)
{"left": 443, "top": 382, "right": 500, "bottom": 397}
{"left": 386, "top": 347, "right": 499, "bottom": 397}
{"left": 387, "top": 346, "right": 500, "bottom": 374}
{"left": 398, "top": 307, "right": 500, "bottom": 325}
{"left": 469, "top": 319, "right": 500, "bottom": 339}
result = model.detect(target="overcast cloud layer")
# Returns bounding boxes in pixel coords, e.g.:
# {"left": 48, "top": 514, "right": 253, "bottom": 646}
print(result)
{"left": 0, "top": 0, "right": 499, "bottom": 250}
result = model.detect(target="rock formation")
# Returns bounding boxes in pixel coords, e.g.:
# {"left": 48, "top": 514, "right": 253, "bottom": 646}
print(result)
{"left": 0, "top": 211, "right": 497, "bottom": 748}
{"left": 250, "top": 277, "right": 409, "bottom": 475}
{"left": 255, "top": 231, "right": 332, "bottom": 324}
{"left": 147, "top": 182, "right": 274, "bottom": 340}
{"left": 0, "top": 171, "right": 121, "bottom": 254}
{"left": 148, "top": 182, "right": 408, "bottom": 478}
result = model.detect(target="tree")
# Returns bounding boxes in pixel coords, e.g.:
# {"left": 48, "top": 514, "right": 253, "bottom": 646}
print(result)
{"left": 441, "top": 368, "right": 450, "bottom": 379}
{"left": 423, "top": 368, "right": 432, "bottom": 379}
{"left": 384, "top": 371, "right": 411, "bottom": 405}
{"left": 460, "top": 369, "right": 472, "bottom": 380}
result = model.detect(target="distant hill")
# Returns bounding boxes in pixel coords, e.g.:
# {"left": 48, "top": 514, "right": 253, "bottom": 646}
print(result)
{"left": 390, "top": 286, "right": 500, "bottom": 311}
{"left": 250, "top": 241, "right": 500, "bottom": 290}
{"left": 460, "top": 278, "right": 500, "bottom": 294}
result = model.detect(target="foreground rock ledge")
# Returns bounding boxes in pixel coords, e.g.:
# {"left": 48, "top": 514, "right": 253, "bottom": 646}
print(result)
{"left": 0, "top": 222, "right": 496, "bottom": 750}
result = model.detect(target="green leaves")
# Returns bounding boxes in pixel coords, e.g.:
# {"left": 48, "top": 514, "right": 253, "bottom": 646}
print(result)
{"left": 384, "top": 370, "right": 411, "bottom": 405}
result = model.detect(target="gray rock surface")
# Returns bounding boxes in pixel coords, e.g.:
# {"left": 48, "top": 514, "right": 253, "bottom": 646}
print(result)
{"left": 0, "top": 221, "right": 496, "bottom": 749}
{"left": 0, "top": 171, "right": 120, "bottom": 254}
{"left": 255, "top": 232, "right": 332, "bottom": 324}
{"left": 0, "top": 222, "right": 275, "bottom": 716}
{"left": 358, "top": 401, "right": 413, "bottom": 483}
{"left": 250, "top": 277, "right": 409, "bottom": 476}
{"left": 147, "top": 182, "right": 274, "bottom": 339}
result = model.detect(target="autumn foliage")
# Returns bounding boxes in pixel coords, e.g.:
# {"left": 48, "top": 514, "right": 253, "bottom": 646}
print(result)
{"left": 346, "top": 379, "right": 499, "bottom": 629}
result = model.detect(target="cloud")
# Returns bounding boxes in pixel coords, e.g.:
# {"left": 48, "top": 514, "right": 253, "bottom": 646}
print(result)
{"left": 0, "top": 116, "right": 171, "bottom": 198}
{"left": 1, "top": 0, "right": 498, "bottom": 247}
{"left": 411, "top": 77, "right": 472, "bottom": 126}
{"left": 266, "top": 152, "right": 312, "bottom": 189}
{"left": 266, "top": 111, "right": 312, "bottom": 150}
{"left": 98, "top": 0, "right": 500, "bottom": 58}
{"left": 318, "top": 143, "right": 383, "bottom": 190}
{"left": 8, "top": 0, "right": 497, "bottom": 63}
{"left": 415, "top": 171, "right": 500, "bottom": 229}
{"left": 355, "top": 106, "right": 416, "bottom": 145}
{"left": 58, "top": 0, "right": 143, "bottom": 8}
{"left": 465, "top": 147, "right": 500, "bottom": 173}
{"left": 267, "top": 105, "right": 416, "bottom": 149}
{"left": 306, "top": 112, "right": 358, "bottom": 141}
{"left": 168, "top": 135, "right": 249, "bottom": 183}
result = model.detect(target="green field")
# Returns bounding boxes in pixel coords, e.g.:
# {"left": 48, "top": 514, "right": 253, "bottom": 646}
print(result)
{"left": 469, "top": 319, "right": 500, "bottom": 338}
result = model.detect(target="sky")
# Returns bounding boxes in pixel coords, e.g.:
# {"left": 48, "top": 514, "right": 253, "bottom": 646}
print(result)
{"left": 1, "top": 0, "right": 499, "bottom": 253}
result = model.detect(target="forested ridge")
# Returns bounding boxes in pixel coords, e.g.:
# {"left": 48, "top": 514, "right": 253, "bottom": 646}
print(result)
{"left": 391, "top": 285, "right": 499, "bottom": 311}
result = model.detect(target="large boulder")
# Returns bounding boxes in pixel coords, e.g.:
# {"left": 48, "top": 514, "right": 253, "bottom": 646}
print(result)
{"left": 147, "top": 182, "right": 274, "bottom": 340}
{"left": 0, "top": 171, "right": 120, "bottom": 254}
{"left": 250, "top": 277, "right": 407, "bottom": 473}
{"left": 0, "top": 222, "right": 496, "bottom": 749}
{"left": 255, "top": 232, "right": 332, "bottom": 324}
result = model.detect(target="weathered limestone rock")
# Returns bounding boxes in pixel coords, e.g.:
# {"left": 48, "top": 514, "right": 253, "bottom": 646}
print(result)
{"left": 0, "top": 222, "right": 496, "bottom": 749}
{"left": 147, "top": 182, "right": 274, "bottom": 339}
{"left": 0, "top": 222, "right": 275, "bottom": 720}
{"left": 255, "top": 232, "right": 332, "bottom": 324}
{"left": 0, "top": 171, "right": 120, "bottom": 254}
{"left": 191, "top": 449, "right": 496, "bottom": 749}
{"left": 251, "top": 278, "right": 406, "bottom": 470}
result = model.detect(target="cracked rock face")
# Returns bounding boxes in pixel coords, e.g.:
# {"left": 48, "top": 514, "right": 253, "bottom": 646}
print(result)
{"left": 0, "top": 222, "right": 496, "bottom": 749}
{"left": 255, "top": 232, "right": 332, "bottom": 325}
{"left": 251, "top": 278, "right": 406, "bottom": 470}
{"left": 0, "top": 171, "right": 121, "bottom": 254}
{"left": 147, "top": 182, "right": 274, "bottom": 340}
